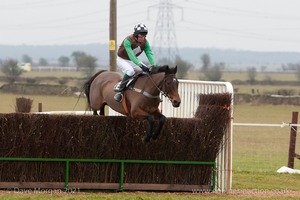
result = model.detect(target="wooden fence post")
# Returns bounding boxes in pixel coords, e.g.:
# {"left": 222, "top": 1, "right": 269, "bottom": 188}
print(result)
{"left": 287, "top": 111, "right": 298, "bottom": 169}
{"left": 38, "top": 103, "right": 42, "bottom": 112}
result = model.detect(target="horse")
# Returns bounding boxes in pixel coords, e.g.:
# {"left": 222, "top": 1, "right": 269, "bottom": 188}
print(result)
{"left": 83, "top": 65, "right": 181, "bottom": 142}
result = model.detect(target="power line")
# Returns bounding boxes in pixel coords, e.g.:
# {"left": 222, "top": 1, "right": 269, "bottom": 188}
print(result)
{"left": 176, "top": 19, "right": 300, "bottom": 44}
{"left": 186, "top": 0, "right": 300, "bottom": 21}
{"left": 0, "top": 0, "right": 84, "bottom": 10}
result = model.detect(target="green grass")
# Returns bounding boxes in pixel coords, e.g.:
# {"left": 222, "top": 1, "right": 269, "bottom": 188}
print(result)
{"left": 233, "top": 171, "right": 300, "bottom": 190}
{"left": 232, "top": 104, "right": 300, "bottom": 191}
{"left": 222, "top": 72, "right": 298, "bottom": 82}
{"left": 185, "top": 71, "right": 298, "bottom": 82}
{"left": 186, "top": 71, "right": 300, "bottom": 95}
{"left": 233, "top": 105, "right": 300, "bottom": 172}
{"left": 231, "top": 84, "right": 300, "bottom": 95}
{"left": 0, "top": 70, "right": 84, "bottom": 79}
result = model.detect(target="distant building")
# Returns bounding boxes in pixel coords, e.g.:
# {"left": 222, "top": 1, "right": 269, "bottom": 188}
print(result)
{"left": 19, "top": 63, "right": 31, "bottom": 72}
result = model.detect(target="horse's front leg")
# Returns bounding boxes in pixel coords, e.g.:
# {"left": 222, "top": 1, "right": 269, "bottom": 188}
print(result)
{"left": 143, "top": 115, "right": 155, "bottom": 143}
{"left": 152, "top": 114, "right": 166, "bottom": 140}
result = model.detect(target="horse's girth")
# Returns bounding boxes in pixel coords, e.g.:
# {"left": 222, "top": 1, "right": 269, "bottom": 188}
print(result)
{"left": 122, "top": 93, "right": 130, "bottom": 116}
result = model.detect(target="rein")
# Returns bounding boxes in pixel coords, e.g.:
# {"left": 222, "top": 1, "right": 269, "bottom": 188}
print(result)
{"left": 131, "top": 73, "right": 175, "bottom": 101}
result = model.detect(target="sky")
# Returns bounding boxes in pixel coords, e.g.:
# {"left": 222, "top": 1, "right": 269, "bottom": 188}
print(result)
{"left": 1, "top": 0, "right": 300, "bottom": 52}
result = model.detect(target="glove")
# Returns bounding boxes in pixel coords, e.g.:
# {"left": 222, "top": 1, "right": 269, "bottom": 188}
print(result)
{"left": 140, "top": 64, "right": 150, "bottom": 73}
{"left": 149, "top": 65, "right": 155, "bottom": 72}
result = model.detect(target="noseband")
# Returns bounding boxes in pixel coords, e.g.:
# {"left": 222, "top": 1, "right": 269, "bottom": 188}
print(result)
{"left": 147, "top": 73, "right": 178, "bottom": 102}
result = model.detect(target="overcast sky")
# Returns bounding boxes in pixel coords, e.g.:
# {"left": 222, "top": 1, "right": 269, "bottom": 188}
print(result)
{"left": 1, "top": 0, "right": 300, "bottom": 52}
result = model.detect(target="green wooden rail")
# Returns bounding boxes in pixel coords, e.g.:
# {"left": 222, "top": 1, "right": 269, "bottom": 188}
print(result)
{"left": 0, "top": 157, "right": 216, "bottom": 192}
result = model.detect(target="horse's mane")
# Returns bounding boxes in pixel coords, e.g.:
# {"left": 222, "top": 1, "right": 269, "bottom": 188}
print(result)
{"left": 151, "top": 65, "right": 173, "bottom": 75}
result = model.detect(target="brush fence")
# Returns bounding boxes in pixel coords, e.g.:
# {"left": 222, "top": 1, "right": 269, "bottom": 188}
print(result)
{"left": 0, "top": 80, "right": 233, "bottom": 192}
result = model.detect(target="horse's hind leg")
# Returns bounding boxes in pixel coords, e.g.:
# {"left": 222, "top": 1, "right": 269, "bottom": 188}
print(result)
{"left": 99, "top": 105, "right": 105, "bottom": 116}
{"left": 143, "top": 115, "right": 154, "bottom": 143}
{"left": 93, "top": 104, "right": 105, "bottom": 116}
{"left": 152, "top": 115, "right": 166, "bottom": 140}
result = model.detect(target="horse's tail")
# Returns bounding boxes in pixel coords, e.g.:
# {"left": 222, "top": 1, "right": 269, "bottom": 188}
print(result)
{"left": 83, "top": 70, "right": 107, "bottom": 110}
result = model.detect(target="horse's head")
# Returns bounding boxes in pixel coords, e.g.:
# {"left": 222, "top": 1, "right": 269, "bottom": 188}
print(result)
{"left": 161, "top": 65, "right": 181, "bottom": 108}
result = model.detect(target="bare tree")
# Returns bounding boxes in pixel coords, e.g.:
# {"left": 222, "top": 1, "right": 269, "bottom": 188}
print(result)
{"left": 39, "top": 57, "right": 49, "bottom": 66}
{"left": 205, "top": 63, "right": 223, "bottom": 81}
{"left": 200, "top": 54, "right": 223, "bottom": 81}
{"left": 71, "top": 51, "right": 98, "bottom": 76}
{"left": 295, "top": 64, "right": 300, "bottom": 83}
{"left": 247, "top": 67, "right": 257, "bottom": 84}
{"left": 71, "top": 51, "right": 87, "bottom": 71}
{"left": 155, "top": 56, "right": 192, "bottom": 79}
{"left": 81, "top": 55, "right": 98, "bottom": 77}
{"left": 22, "top": 54, "right": 32, "bottom": 63}
{"left": 58, "top": 56, "right": 70, "bottom": 67}
{"left": 175, "top": 55, "right": 192, "bottom": 79}
{"left": 200, "top": 53, "right": 210, "bottom": 71}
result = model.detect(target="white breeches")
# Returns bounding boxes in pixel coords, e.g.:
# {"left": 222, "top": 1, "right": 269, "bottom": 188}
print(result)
{"left": 117, "top": 56, "right": 143, "bottom": 76}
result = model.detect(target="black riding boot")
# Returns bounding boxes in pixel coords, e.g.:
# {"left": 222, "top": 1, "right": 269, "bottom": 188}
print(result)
{"left": 114, "top": 74, "right": 131, "bottom": 102}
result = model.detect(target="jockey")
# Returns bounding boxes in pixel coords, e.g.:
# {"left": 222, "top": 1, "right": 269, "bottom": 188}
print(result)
{"left": 114, "top": 23, "right": 156, "bottom": 102}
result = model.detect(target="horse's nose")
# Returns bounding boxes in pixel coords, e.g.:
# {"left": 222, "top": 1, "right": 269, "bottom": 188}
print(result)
{"left": 172, "top": 100, "right": 181, "bottom": 107}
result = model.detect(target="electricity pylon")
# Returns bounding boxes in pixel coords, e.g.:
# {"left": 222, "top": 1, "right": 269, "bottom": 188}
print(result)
{"left": 149, "top": 0, "right": 182, "bottom": 63}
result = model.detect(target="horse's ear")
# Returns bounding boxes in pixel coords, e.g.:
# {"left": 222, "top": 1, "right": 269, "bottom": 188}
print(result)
{"left": 173, "top": 65, "right": 178, "bottom": 74}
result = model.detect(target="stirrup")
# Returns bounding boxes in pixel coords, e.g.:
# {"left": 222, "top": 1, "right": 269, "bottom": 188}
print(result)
{"left": 114, "top": 81, "right": 128, "bottom": 92}
{"left": 114, "top": 82, "right": 123, "bottom": 92}
{"left": 114, "top": 92, "right": 123, "bottom": 102}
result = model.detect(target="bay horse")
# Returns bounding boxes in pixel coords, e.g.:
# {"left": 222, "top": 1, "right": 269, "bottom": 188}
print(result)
{"left": 83, "top": 65, "right": 181, "bottom": 142}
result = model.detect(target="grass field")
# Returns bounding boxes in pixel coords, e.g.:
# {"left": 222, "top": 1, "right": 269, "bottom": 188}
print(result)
{"left": 233, "top": 104, "right": 300, "bottom": 190}
{"left": 0, "top": 93, "right": 86, "bottom": 113}
{"left": 186, "top": 70, "right": 298, "bottom": 82}
{"left": 187, "top": 71, "right": 300, "bottom": 94}
{"left": 0, "top": 69, "right": 298, "bottom": 82}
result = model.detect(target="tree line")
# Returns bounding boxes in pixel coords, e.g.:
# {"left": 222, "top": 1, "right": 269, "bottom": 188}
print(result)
{"left": 2, "top": 51, "right": 300, "bottom": 84}
{"left": 0, "top": 51, "right": 98, "bottom": 83}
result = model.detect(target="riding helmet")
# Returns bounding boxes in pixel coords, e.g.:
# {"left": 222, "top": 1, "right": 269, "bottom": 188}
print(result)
{"left": 134, "top": 23, "right": 148, "bottom": 36}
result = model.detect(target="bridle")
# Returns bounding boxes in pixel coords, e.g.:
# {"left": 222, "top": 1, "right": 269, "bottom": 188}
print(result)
{"left": 145, "top": 73, "right": 177, "bottom": 102}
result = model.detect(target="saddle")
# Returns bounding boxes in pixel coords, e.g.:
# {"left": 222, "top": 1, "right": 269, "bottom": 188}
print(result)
{"left": 114, "top": 72, "right": 144, "bottom": 92}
